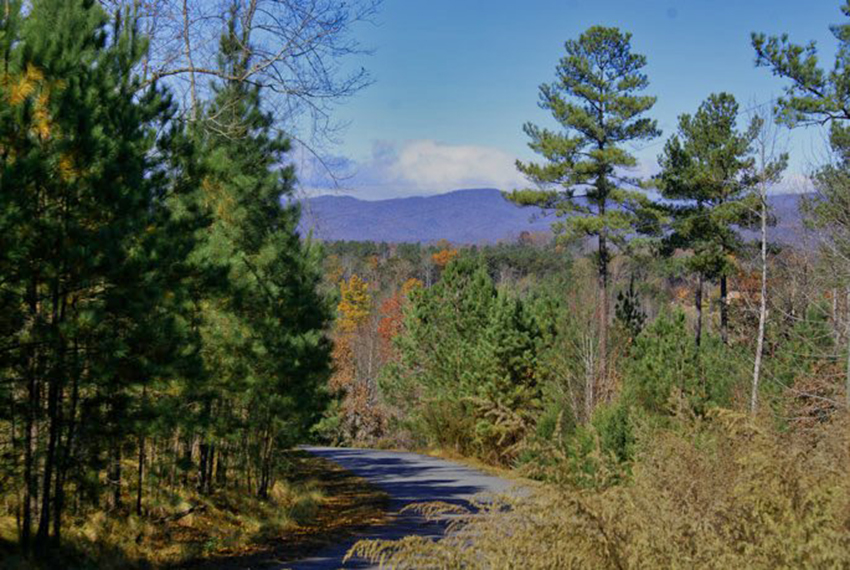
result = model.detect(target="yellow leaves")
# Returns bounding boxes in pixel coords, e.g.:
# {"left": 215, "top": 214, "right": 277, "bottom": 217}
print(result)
{"left": 7, "top": 64, "right": 43, "bottom": 105}
{"left": 2, "top": 64, "right": 84, "bottom": 182}
{"left": 337, "top": 274, "right": 372, "bottom": 333}
{"left": 324, "top": 254, "right": 344, "bottom": 285}
{"left": 8, "top": 73, "right": 34, "bottom": 106}
{"left": 32, "top": 92, "right": 53, "bottom": 139}
{"left": 401, "top": 277, "right": 423, "bottom": 296}
{"left": 4, "top": 64, "right": 61, "bottom": 140}
{"left": 201, "top": 176, "right": 238, "bottom": 225}
{"left": 57, "top": 153, "right": 79, "bottom": 182}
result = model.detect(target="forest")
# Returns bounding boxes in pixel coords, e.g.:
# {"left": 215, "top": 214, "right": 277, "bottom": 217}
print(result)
{"left": 3, "top": 0, "right": 850, "bottom": 568}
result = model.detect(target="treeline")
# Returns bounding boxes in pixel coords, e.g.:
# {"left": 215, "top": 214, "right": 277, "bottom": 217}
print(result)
{"left": 0, "top": 0, "right": 330, "bottom": 557}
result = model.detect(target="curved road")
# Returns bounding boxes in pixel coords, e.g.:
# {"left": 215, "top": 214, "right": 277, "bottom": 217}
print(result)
{"left": 282, "top": 447, "right": 516, "bottom": 569}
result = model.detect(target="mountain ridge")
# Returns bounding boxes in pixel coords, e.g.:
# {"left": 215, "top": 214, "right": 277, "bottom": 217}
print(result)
{"left": 297, "top": 188, "right": 807, "bottom": 244}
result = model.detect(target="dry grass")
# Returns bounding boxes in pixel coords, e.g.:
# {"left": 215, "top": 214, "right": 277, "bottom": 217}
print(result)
{"left": 348, "top": 410, "right": 850, "bottom": 569}
{"left": 0, "top": 450, "right": 389, "bottom": 570}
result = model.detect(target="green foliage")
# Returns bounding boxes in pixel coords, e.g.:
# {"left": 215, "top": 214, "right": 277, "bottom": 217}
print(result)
{"left": 0, "top": 0, "right": 190, "bottom": 551}
{"left": 507, "top": 26, "right": 664, "bottom": 253}
{"left": 185, "top": 7, "right": 332, "bottom": 498}
{"left": 0, "top": 0, "right": 332, "bottom": 556}
{"left": 766, "top": 301, "right": 838, "bottom": 392}
{"left": 753, "top": 1, "right": 850, "bottom": 155}
{"left": 656, "top": 93, "right": 760, "bottom": 283}
{"left": 624, "top": 310, "right": 739, "bottom": 415}
{"left": 614, "top": 275, "right": 647, "bottom": 340}
{"left": 383, "top": 258, "right": 541, "bottom": 464}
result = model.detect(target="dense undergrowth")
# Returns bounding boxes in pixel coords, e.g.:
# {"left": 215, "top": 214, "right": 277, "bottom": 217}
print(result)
{"left": 349, "top": 409, "right": 850, "bottom": 569}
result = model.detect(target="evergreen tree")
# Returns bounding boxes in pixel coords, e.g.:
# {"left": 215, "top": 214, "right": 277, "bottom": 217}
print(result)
{"left": 0, "top": 0, "right": 182, "bottom": 549}
{"left": 189, "top": 6, "right": 332, "bottom": 498}
{"left": 753, "top": 1, "right": 850, "bottom": 403}
{"left": 656, "top": 93, "right": 760, "bottom": 345}
{"left": 507, "top": 26, "right": 662, "bottom": 385}
{"left": 385, "top": 258, "right": 540, "bottom": 463}
{"left": 753, "top": 2, "right": 850, "bottom": 158}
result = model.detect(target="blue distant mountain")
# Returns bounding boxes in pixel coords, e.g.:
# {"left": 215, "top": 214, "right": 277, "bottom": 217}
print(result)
{"left": 297, "top": 188, "right": 808, "bottom": 244}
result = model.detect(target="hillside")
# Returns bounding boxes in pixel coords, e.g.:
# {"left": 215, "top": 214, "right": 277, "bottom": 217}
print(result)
{"left": 298, "top": 188, "right": 808, "bottom": 244}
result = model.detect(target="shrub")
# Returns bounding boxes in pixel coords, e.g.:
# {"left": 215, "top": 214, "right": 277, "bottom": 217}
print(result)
{"left": 624, "top": 309, "right": 741, "bottom": 415}
{"left": 348, "top": 410, "right": 850, "bottom": 569}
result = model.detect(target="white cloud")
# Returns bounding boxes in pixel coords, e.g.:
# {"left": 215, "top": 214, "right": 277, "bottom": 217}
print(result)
{"left": 295, "top": 139, "right": 815, "bottom": 201}
{"left": 386, "top": 140, "right": 527, "bottom": 195}
{"left": 299, "top": 139, "right": 528, "bottom": 200}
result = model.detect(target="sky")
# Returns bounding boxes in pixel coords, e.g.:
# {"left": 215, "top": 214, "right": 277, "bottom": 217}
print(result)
{"left": 299, "top": 0, "right": 844, "bottom": 200}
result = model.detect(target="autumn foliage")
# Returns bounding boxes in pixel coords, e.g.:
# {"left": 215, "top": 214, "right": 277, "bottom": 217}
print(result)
{"left": 377, "top": 278, "right": 423, "bottom": 359}
{"left": 338, "top": 274, "right": 372, "bottom": 332}
{"left": 431, "top": 247, "right": 459, "bottom": 268}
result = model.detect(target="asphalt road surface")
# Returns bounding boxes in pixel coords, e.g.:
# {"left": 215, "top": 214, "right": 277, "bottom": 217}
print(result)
{"left": 282, "top": 447, "right": 516, "bottom": 569}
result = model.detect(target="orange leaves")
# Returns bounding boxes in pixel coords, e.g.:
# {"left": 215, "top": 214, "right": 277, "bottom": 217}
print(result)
{"left": 431, "top": 248, "right": 458, "bottom": 268}
{"left": 377, "top": 278, "right": 422, "bottom": 360}
{"left": 377, "top": 294, "right": 403, "bottom": 350}
{"left": 431, "top": 239, "right": 459, "bottom": 268}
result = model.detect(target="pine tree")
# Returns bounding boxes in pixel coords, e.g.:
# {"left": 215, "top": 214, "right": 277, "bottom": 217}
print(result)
{"left": 507, "top": 26, "right": 662, "bottom": 387}
{"left": 753, "top": 1, "right": 850, "bottom": 404}
{"left": 656, "top": 93, "right": 760, "bottom": 345}
{"left": 189, "top": 5, "right": 332, "bottom": 498}
{"left": 386, "top": 258, "right": 540, "bottom": 463}
{"left": 0, "top": 0, "right": 182, "bottom": 549}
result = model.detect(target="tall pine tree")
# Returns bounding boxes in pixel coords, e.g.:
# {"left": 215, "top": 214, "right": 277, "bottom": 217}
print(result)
{"left": 189, "top": 6, "right": 332, "bottom": 499}
{"left": 0, "top": 0, "right": 182, "bottom": 549}
{"left": 656, "top": 93, "right": 760, "bottom": 345}
{"left": 507, "top": 26, "right": 661, "bottom": 390}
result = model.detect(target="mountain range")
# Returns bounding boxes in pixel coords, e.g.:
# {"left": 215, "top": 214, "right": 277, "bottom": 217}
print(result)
{"left": 298, "top": 188, "right": 808, "bottom": 244}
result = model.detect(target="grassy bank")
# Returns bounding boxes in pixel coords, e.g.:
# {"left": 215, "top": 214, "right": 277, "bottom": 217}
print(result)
{"left": 0, "top": 451, "right": 388, "bottom": 570}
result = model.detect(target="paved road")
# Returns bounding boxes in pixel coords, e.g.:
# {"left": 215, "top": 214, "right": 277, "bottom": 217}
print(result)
{"left": 282, "top": 447, "right": 516, "bottom": 569}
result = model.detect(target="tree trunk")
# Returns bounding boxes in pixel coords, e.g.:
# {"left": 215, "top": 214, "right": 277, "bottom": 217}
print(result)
{"left": 598, "top": 229, "right": 609, "bottom": 396}
{"left": 751, "top": 186, "right": 768, "bottom": 415}
{"left": 182, "top": 0, "right": 198, "bottom": 119}
{"left": 198, "top": 441, "right": 208, "bottom": 493}
{"left": 720, "top": 275, "right": 729, "bottom": 344}
{"left": 846, "top": 289, "right": 850, "bottom": 409}
{"left": 22, "top": 368, "right": 36, "bottom": 549}
{"left": 695, "top": 274, "right": 704, "bottom": 347}
{"left": 110, "top": 442, "right": 122, "bottom": 511}
{"left": 35, "top": 374, "right": 59, "bottom": 548}
{"left": 55, "top": 360, "right": 80, "bottom": 542}
{"left": 136, "top": 435, "right": 145, "bottom": 516}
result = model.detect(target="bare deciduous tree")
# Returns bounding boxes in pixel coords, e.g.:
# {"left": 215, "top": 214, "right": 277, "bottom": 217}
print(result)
{"left": 748, "top": 106, "right": 788, "bottom": 415}
{"left": 101, "top": 0, "right": 379, "bottom": 156}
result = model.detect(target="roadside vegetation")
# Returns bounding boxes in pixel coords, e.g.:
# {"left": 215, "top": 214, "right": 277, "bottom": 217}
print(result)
{"left": 0, "top": 0, "right": 376, "bottom": 567}
{"left": 318, "top": 3, "right": 850, "bottom": 567}
{"left": 0, "top": 451, "right": 389, "bottom": 569}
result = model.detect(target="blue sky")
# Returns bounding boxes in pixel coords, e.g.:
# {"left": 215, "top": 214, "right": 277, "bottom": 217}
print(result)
{"left": 301, "top": 0, "right": 843, "bottom": 199}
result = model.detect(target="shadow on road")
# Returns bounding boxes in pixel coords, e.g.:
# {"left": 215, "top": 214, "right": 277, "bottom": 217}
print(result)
{"left": 283, "top": 447, "right": 515, "bottom": 570}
